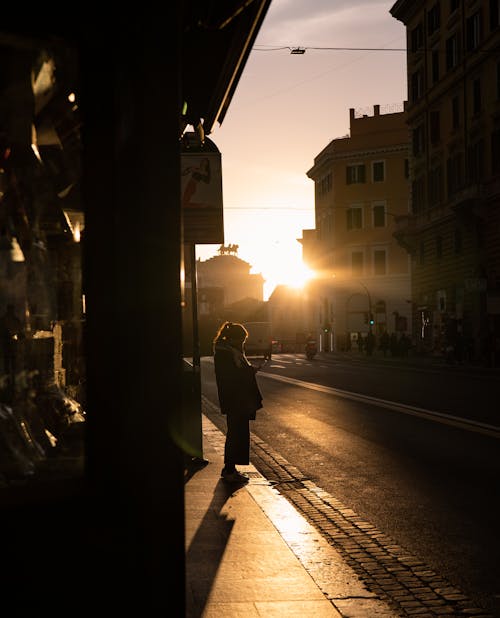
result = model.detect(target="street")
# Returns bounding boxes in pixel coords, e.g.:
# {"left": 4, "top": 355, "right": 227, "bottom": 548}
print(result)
{"left": 201, "top": 352, "right": 500, "bottom": 617}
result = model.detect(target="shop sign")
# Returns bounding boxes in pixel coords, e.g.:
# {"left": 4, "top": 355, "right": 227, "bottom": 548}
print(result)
{"left": 181, "top": 150, "right": 223, "bottom": 244}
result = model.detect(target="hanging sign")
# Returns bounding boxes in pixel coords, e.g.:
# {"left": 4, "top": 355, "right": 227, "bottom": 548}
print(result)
{"left": 181, "top": 134, "right": 224, "bottom": 244}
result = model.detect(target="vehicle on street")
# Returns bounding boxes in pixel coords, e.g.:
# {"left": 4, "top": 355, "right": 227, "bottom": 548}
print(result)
{"left": 243, "top": 321, "right": 272, "bottom": 360}
{"left": 305, "top": 338, "right": 317, "bottom": 360}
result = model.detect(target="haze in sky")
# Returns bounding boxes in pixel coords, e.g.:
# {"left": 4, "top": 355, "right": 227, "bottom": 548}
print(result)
{"left": 195, "top": 0, "right": 407, "bottom": 300}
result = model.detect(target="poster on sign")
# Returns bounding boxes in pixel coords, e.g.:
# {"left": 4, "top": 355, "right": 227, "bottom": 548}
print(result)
{"left": 181, "top": 145, "right": 223, "bottom": 245}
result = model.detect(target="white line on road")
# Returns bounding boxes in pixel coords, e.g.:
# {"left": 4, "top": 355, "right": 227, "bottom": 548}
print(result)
{"left": 259, "top": 372, "right": 500, "bottom": 439}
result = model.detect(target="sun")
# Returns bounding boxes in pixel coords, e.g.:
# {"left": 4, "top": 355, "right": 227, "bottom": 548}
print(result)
{"left": 253, "top": 252, "right": 315, "bottom": 299}
{"left": 280, "top": 262, "right": 315, "bottom": 289}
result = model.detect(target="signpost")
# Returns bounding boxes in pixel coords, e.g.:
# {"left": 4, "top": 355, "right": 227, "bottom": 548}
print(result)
{"left": 181, "top": 133, "right": 224, "bottom": 463}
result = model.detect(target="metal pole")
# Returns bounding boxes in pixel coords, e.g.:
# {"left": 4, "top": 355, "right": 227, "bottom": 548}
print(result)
{"left": 191, "top": 244, "right": 200, "bottom": 372}
{"left": 189, "top": 243, "right": 207, "bottom": 464}
{"left": 359, "top": 281, "right": 373, "bottom": 333}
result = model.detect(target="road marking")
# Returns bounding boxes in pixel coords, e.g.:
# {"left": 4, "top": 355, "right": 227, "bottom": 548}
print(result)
{"left": 259, "top": 372, "right": 500, "bottom": 439}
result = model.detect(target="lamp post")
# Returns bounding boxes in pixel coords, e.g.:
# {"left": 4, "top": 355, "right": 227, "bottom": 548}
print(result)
{"left": 358, "top": 281, "right": 373, "bottom": 334}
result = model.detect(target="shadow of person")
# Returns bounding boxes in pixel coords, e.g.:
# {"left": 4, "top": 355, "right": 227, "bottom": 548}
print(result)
{"left": 184, "top": 456, "right": 209, "bottom": 484}
{"left": 185, "top": 478, "right": 247, "bottom": 617}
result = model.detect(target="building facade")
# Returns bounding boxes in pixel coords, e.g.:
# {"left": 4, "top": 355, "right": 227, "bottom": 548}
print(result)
{"left": 267, "top": 284, "right": 313, "bottom": 351}
{"left": 196, "top": 253, "right": 265, "bottom": 307}
{"left": 391, "top": 0, "right": 500, "bottom": 363}
{"left": 302, "top": 104, "right": 412, "bottom": 352}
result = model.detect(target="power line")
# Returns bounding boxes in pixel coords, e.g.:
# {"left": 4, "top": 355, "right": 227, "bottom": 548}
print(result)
{"left": 254, "top": 43, "right": 500, "bottom": 55}
{"left": 223, "top": 206, "right": 312, "bottom": 211}
{"left": 254, "top": 45, "right": 406, "bottom": 52}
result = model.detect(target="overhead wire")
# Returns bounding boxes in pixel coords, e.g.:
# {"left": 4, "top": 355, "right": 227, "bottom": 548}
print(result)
{"left": 253, "top": 45, "right": 406, "bottom": 51}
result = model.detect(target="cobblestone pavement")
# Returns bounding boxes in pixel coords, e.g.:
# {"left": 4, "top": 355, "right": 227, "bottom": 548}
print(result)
{"left": 203, "top": 398, "right": 495, "bottom": 618}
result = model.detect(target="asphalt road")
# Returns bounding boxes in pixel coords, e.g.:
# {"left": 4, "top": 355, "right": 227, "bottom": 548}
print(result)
{"left": 201, "top": 353, "right": 500, "bottom": 617}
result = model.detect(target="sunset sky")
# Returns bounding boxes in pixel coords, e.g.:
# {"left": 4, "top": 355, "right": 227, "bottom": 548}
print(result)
{"left": 195, "top": 0, "right": 408, "bottom": 300}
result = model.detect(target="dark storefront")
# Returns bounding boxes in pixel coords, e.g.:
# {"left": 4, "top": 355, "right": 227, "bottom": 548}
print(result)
{"left": 0, "top": 4, "right": 271, "bottom": 614}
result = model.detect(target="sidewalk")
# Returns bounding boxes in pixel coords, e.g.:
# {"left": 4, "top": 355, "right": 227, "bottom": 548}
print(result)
{"left": 185, "top": 413, "right": 398, "bottom": 618}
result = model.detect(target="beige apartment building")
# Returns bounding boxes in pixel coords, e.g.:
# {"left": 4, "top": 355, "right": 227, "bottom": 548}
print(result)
{"left": 391, "top": 0, "right": 500, "bottom": 362}
{"left": 301, "top": 104, "right": 411, "bottom": 352}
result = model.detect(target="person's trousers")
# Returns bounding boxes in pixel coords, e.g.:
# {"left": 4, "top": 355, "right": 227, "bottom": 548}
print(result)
{"left": 224, "top": 413, "right": 250, "bottom": 465}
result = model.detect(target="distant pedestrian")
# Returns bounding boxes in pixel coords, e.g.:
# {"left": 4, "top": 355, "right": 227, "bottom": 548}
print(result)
{"left": 379, "top": 331, "right": 390, "bottom": 357}
{"left": 213, "top": 321, "right": 264, "bottom": 484}
{"left": 357, "top": 332, "right": 363, "bottom": 352}
{"left": 389, "top": 332, "right": 399, "bottom": 356}
{"left": 399, "top": 333, "right": 411, "bottom": 357}
{"left": 365, "top": 331, "right": 375, "bottom": 356}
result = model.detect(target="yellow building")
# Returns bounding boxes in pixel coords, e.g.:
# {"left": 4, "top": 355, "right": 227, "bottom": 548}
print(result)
{"left": 302, "top": 104, "right": 411, "bottom": 352}
{"left": 391, "top": 0, "right": 500, "bottom": 363}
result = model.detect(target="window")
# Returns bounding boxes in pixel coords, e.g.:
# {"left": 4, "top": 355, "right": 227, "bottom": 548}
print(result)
{"left": 454, "top": 228, "right": 463, "bottom": 254}
{"left": 372, "top": 161, "right": 385, "bottom": 182}
{"left": 411, "top": 70, "right": 423, "bottom": 101}
{"left": 317, "top": 172, "right": 332, "bottom": 196}
{"left": 452, "top": 95, "right": 460, "bottom": 129}
{"left": 412, "top": 124, "right": 425, "bottom": 156}
{"left": 411, "top": 23, "right": 424, "bottom": 52}
{"left": 447, "top": 151, "right": 463, "bottom": 197}
{"left": 346, "top": 164, "right": 365, "bottom": 184}
{"left": 428, "top": 165, "right": 443, "bottom": 206}
{"left": 432, "top": 49, "right": 440, "bottom": 84}
{"left": 0, "top": 33, "right": 85, "bottom": 497}
{"left": 467, "top": 139, "right": 484, "bottom": 183}
{"left": 476, "top": 221, "right": 485, "bottom": 248}
{"left": 472, "top": 78, "right": 481, "bottom": 114}
{"left": 351, "top": 251, "right": 364, "bottom": 276}
{"left": 436, "top": 235, "right": 443, "bottom": 260}
{"left": 428, "top": 3, "right": 441, "bottom": 35}
{"left": 446, "top": 33, "right": 460, "bottom": 71}
{"left": 430, "top": 110, "right": 440, "bottom": 144}
{"left": 373, "top": 250, "right": 387, "bottom": 275}
{"left": 346, "top": 206, "right": 363, "bottom": 230}
{"left": 412, "top": 176, "right": 425, "bottom": 214}
{"left": 491, "top": 128, "right": 500, "bottom": 173}
{"left": 318, "top": 208, "right": 333, "bottom": 240}
{"left": 373, "top": 204, "right": 386, "bottom": 227}
{"left": 419, "top": 240, "right": 425, "bottom": 266}
{"left": 466, "top": 11, "right": 482, "bottom": 52}
{"left": 491, "top": 0, "right": 500, "bottom": 30}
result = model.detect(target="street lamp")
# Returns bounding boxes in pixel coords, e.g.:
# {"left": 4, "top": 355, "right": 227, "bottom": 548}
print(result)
{"left": 358, "top": 281, "right": 373, "bottom": 334}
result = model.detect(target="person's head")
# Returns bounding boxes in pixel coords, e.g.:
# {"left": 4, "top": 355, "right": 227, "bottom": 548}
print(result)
{"left": 214, "top": 321, "right": 248, "bottom": 349}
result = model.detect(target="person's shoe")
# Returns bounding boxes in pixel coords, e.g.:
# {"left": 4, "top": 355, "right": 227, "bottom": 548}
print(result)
{"left": 221, "top": 468, "right": 249, "bottom": 484}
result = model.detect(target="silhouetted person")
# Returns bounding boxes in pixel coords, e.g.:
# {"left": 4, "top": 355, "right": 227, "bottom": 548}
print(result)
{"left": 389, "top": 332, "right": 399, "bottom": 356}
{"left": 213, "top": 321, "right": 264, "bottom": 484}
{"left": 365, "top": 331, "right": 375, "bottom": 356}
{"left": 357, "top": 332, "right": 363, "bottom": 352}
{"left": 399, "top": 333, "right": 411, "bottom": 357}
{"left": 379, "top": 331, "right": 390, "bottom": 357}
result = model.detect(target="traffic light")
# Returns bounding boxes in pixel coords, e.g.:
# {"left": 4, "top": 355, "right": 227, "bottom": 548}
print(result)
{"left": 369, "top": 313, "right": 374, "bottom": 326}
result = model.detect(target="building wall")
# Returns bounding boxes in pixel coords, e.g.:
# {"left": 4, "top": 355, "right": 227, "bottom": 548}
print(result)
{"left": 267, "top": 284, "right": 312, "bottom": 351}
{"left": 304, "top": 104, "right": 412, "bottom": 351}
{"left": 196, "top": 254, "right": 264, "bottom": 305}
{"left": 391, "top": 0, "right": 500, "bottom": 362}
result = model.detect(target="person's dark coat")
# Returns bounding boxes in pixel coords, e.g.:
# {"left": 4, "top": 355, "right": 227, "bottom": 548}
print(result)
{"left": 214, "top": 342, "right": 263, "bottom": 420}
